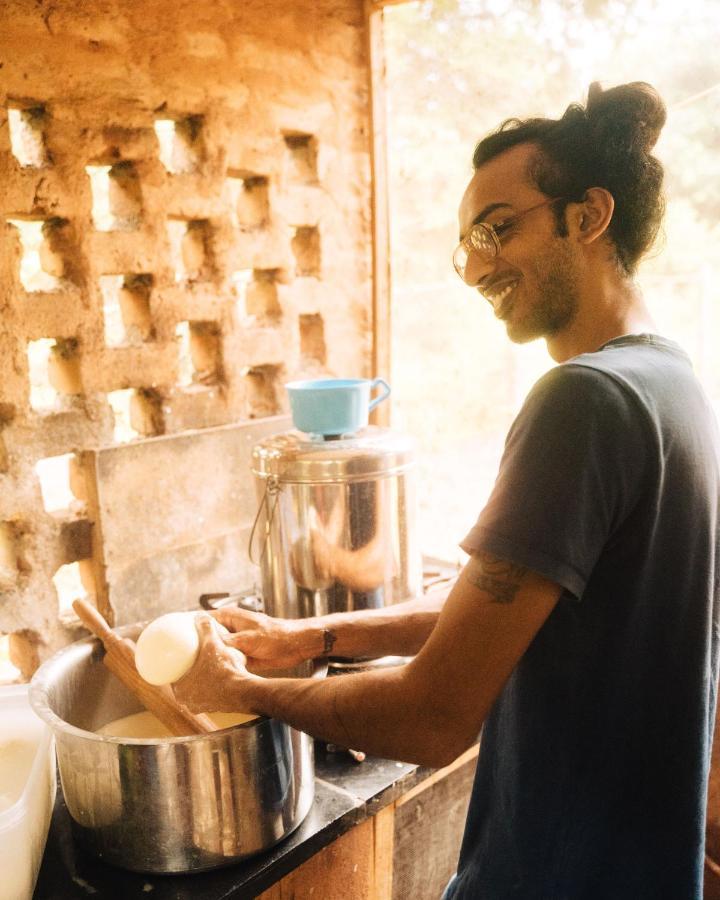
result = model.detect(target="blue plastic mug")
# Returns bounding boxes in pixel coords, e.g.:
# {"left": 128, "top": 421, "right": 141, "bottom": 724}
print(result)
{"left": 285, "top": 377, "right": 391, "bottom": 436}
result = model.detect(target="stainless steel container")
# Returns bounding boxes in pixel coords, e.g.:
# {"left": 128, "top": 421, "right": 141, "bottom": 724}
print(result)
{"left": 251, "top": 426, "right": 422, "bottom": 619}
{"left": 29, "top": 624, "right": 319, "bottom": 873}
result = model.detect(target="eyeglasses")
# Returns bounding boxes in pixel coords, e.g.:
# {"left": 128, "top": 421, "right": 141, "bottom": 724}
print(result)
{"left": 452, "top": 197, "right": 564, "bottom": 284}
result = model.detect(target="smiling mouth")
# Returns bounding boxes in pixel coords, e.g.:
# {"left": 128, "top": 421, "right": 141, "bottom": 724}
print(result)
{"left": 484, "top": 280, "right": 520, "bottom": 318}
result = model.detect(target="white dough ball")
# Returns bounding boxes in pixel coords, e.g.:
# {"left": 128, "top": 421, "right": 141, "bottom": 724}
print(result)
{"left": 135, "top": 612, "right": 203, "bottom": 686}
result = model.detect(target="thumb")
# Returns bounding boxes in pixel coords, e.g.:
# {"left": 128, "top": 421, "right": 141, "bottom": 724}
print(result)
{"left": 195, "top": 613, "right": 221, "bottom": 644}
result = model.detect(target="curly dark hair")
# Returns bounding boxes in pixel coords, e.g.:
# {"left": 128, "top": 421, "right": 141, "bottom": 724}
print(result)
{"left": 472, "top": 82, "right": 667, "bottom": 276}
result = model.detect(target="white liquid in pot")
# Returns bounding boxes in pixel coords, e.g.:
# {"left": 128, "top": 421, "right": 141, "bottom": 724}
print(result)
{"left": 97, "top": 709, "right": 257, "bottom": 739}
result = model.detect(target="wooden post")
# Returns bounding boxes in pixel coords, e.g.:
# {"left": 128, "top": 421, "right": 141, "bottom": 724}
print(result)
{"left": 365, "top": 0, "right": 392, "bottom": 428}
{"left": 372, "top": 804, "right": 395, "bottom": 898}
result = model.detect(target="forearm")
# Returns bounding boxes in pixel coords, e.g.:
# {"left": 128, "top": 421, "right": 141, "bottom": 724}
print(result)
{"left": 297, "top": 584, "right": 453, "bottom": 660}
{"left": 216, "top": 581, "right": 455, "bottom": 671}
{"left": 238, "top": 663, "right": 460, "bottom": 767}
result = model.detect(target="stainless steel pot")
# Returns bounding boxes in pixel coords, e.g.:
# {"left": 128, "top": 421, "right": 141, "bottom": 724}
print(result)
{"left": 29, "top": 624, "right": 320, "bottom": 873}
{"left": 251, "top": 426, "right": 422, "bottom": 619}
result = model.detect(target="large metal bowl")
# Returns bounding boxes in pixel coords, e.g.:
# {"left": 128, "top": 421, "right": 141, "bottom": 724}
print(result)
{"left": 29, "top": 624, "right": 320, "bottom": 873}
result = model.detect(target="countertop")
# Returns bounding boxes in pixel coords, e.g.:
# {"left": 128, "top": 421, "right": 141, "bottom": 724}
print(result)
{"left": 33, "top": 745, "right": 434, "bottom": 900}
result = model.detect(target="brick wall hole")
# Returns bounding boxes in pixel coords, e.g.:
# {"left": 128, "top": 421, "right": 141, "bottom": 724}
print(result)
{"left": 175, "top": 320, "right": 223, "bottom": 386}
{"left": 100, "top": 276, "right": 126, "bottom": 345}
{"left": 240, "top": 269, "right": 282, "bottom": 323}
{"left": 35, "top": 453, "right": 84, "bottom": 516}
{"left": 49, "top": 338, "right": 83, "bottom": 396}
{"left": 0, "top": 634, "right": 23, "bottom": 683}
{"left": 0, "top": 522, "right": 21, "bottom": 589}
{"left": 299, "top": 313, "right": 327, "bottom": 364}
{"left": 226, "top": 171, "right": 270, "bottom": 229}
{"left": 8, "top": 631, "right": 41, "bottom": 682}
{"left": 130, "top": 389, "right": 165, "bottom": 437}
{"left": 246, "top": 364, "right": 281, "bottom": 418}
{"left": 0, "top": 409, "right": 10, "bottom": 472}
{"left": 8, "top": 217, "right": 67, "bottom": 292}
{"left": 167, "top": 218, "right": 212, "bottom": 282}
{"left": 190, "top": 322, "right": 223, "bottom": 385}
{"left": 283, "top": 132, "right": 318, "bottom": 183}
{"left": 107, "top": 388, "right": 138, "bottom": 441}
{"left": 67, "top": 455, "right": 88, "bottom": 504}
{"left": 106, "top": 387, "right": 163, "bottom": 440}
{"left": 7, "top": 103, "right": 50, "bottom": 167}
{"left": 154, "top": 116, "right": 204, "bottom": 173}
{"left": 86, "top": 162, "right": 143, "bottom": 231}
{"left": 27, "top": 338, "right": 56, "bottom": 410}
{"left": 53, "top": 560, "right": 95, "bottom": 625}
{"left": 100, "top": 273, "right": 154, "bottom": 346}
{"left": 291, "top": 226, "right": 321, "bottom": 277}
{"left": 175, "top": 321, "right": 193, "bottom": 386}
{"left": 28, "top": 336, "right": 82, "bottom": 410}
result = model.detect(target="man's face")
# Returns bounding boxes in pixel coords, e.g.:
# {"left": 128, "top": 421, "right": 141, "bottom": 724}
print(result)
{"left": 458, "top": 143, "right": 581, "bottom": 345}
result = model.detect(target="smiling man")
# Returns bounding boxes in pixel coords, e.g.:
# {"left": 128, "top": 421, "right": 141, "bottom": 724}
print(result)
{"left": 175, "top": 82, "right": 720, "bottom": 899}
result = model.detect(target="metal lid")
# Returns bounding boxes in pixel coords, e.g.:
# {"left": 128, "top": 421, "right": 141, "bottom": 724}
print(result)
{"left": 251, "top": 426, "right": 415, "bottom": 483}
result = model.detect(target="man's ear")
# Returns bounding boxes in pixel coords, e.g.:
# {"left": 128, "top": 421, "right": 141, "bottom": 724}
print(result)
{"left": 571, "top": 187, "right": 614, "bottom": 245}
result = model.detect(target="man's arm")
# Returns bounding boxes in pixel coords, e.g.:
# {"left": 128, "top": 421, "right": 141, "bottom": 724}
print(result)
{"left": 176, "top": 552, "right": 561, "bottom": 767}
{"left": 211, "top": 582, "right": 454, "bottom": 669}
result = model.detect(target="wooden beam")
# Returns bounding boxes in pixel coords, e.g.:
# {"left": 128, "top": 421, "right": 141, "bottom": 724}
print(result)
{"left": 372, "top": 804, "right": 396, "bottom": 899}
{"left": 365, "top": 0, "right": 392, "bottom": 427}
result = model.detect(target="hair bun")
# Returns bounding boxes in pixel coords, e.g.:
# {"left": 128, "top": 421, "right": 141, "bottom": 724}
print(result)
{"left": 585, "top": 81, "right": 666, "bottom": 152}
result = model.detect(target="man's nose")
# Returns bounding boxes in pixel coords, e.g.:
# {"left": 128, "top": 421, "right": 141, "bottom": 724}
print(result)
{"left": 464, "top": 252, "right": 495, "bottom": 288}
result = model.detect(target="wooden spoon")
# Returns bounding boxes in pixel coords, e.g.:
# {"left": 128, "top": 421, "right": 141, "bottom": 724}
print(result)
{"left": 73, "top": 599, "right": 216, "bottom": 736}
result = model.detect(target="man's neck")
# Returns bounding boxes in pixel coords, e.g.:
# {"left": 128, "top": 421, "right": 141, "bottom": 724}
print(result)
{"left": 546, "top": 274, "right": 655, "bottom": 363}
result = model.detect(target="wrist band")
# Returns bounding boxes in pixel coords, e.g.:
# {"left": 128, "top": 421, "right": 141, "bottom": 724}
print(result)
{"left": 322, "top": 627, "right": 337, "bottom": 656}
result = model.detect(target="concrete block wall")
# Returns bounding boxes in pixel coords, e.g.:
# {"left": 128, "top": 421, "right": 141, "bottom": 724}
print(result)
{"left": 0, "top": 0, "right": 373, "bottom": 677}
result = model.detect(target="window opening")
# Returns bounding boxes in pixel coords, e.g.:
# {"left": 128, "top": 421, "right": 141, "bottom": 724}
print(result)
{"left": 246, "top": 365, "right": 281, "bottom": 418}
{"left": 283, "top": 133, "right": 318, "bottom": 183}
{"left": 35, "top": 453, "right": 81, "bottom": 515}
{"left": 8, "top": 218, "right": 65, "bottom": 292}
{"left": 291, "top": 226, "right": 321, "bottom": 277}
{"left": 100, "top": 274, "right": 154, "bottom": 346}
{"left": 53, "top": 561, "right": 94, "bottom": 625}
{"left": 154, "top": 116, "right": 203, "bottom": 173}
{"left": 86, "top": 162, "right": 143, "bottom": 231}
{"left": 226, "top": 172, "right": 270, "bottom": 229}
{"left": 7, "top": 104, "right": 49, "bottom": 167}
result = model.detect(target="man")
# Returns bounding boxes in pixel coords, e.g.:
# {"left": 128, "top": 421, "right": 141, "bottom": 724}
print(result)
{"left": 176, "top": 82, "right": 720, "bottom": 898}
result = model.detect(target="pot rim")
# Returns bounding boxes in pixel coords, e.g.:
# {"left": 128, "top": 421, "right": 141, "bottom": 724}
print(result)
{"left": 29, "top": 624, "right": 326, "bottom": 745}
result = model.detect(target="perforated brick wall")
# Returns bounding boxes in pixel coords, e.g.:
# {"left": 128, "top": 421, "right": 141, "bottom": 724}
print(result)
{"left": 0, "top": 0, "right": 373, "bottom": 677}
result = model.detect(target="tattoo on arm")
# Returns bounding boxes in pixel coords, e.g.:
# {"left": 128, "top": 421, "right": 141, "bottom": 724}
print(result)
{"left": 463, "top": 552, "right": 529, "bottom": 604}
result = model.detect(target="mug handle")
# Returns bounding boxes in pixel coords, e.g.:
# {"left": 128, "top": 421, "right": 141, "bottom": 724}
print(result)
{"left": 368, "top": 378, "right": 391, "bottom": 412}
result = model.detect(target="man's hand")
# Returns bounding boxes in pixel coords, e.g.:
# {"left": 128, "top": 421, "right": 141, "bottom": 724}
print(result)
{"left": 209, "top": 607, "right": 317, "bottom": 671}
{"left": 173, "top": 615, "right": 255, "bottom": 713}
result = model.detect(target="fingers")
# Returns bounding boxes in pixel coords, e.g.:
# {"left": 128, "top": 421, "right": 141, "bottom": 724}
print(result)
{"left": 210, "top": 608, "right": 261, "bottom": 631}
{"left": 195, "top": 613, "right": 222, "bottom": 644}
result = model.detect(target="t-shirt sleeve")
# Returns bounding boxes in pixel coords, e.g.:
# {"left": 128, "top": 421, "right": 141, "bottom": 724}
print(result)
{"left": 461, "top": 363, "right": 649, "bottom": 600}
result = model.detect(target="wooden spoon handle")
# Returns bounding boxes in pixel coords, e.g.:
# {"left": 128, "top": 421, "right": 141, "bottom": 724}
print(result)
{"left": 73, "top": 597, "right": 118, "bottom": 645}
{"left": 103, "top": 648, "right": 216, "bottom": 735}
{"left": 73, "top": 599, "right": 216, "bottom": 736}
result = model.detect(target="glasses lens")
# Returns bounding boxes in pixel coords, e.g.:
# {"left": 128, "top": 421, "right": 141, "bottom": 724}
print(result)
{"left": 453, "top": 243, "right": 469, "bottom": 278}
{"left": 453, "top": 225, "right": 497, "bottom": 283}
{"left": 469, "top": 225, "right": 496, "bottom": 255}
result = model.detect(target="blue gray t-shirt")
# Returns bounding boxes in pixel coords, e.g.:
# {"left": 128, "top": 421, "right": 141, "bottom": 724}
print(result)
{"left": 447, "top": 335, "right": 720, "bottom": 899}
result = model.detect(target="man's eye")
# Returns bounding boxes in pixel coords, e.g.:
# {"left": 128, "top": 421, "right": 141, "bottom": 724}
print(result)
{"left": 493, "top": 221, "right": 514, "bottom": 237}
